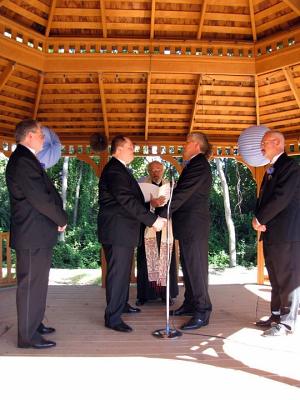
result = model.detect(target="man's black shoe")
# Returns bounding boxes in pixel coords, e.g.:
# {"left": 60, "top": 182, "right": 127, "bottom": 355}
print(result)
{"left": 256, "top": 314, "right": 280, "bottom": 328}
{"left": 169, "top": 304, "right": 194, "bottom": 316}
{"left": 123, "top": 303, "right": 141, "bottom": 313}
{"left": 180, "top": 316, "right": 209, "bottom": 330}
{"left": 37, "top": 323, "right": 56, "bottom": 335}
{"left": 18, "top": 337, "right": 56, "bottom": 349}
{"left": 105, "top": 321, "right": 133, "bottom": 333}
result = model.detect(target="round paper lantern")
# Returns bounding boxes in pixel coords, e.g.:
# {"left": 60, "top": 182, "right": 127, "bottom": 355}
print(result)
{"left": 238, "top": 125, "right": 270, "bottom": 167}
{"left": 37, "top": 126, "right": 61, "bottom": 169}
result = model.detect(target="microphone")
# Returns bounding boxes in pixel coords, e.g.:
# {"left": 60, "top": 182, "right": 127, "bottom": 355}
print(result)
{"left": 152, "top": 165, "right": 182, "bottom": 339}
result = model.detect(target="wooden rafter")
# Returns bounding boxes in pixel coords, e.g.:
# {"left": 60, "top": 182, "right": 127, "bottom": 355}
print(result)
{"left": 197, "top": 0, "right": 207, "bottom": 40}
{"left": 254, "top": 75, "right": 260, "bottom": 125}
{"left": 283, "top": 67, "right": 300, "bottom": 109}
{"left": 150, "top": 0, "right": 156, "bottom": 40}
{"left": 248, "top": 0, "right": 257, "bottom": 42}
{"left": 189, "top": 75, "right": 202, "bottom": 134}
{"left": 145, "top": 72, "right": 151, "bottom": 140}
{"left": 0, "top": 61, "right": 15, "bottom": 91}
{"left": 33, "top": 72, "right": 44, "bottom": 119}
{"left": 100, "top": 0, "right": 107, "bottom": 38}
{"left": 282, "top": 0, "right": 300, "bottom": 16}
{"left": 98, "top": 73, "right": 109, "bottom": 138}
{"left": 45, "top": 0, "right": 57, "bottom": 38}
{"left": 0, "top": 0, "right": 8, "bottom": 6}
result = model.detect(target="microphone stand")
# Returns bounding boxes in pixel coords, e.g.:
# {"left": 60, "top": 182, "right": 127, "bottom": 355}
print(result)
{"left": 152, "top": 173, "right": 182, "bottom": 339}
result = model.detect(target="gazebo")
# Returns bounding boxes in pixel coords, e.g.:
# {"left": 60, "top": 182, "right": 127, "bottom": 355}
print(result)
{"left": 0, "top": 0, "right": 300, "bottom": 286}
{"left": 1, "top": 3, "right": 300, "bottom": 395}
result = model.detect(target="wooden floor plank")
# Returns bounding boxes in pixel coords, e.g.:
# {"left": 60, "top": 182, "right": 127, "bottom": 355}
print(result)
{"left": 0, "top": 279, "right": 299, "bottom": 397}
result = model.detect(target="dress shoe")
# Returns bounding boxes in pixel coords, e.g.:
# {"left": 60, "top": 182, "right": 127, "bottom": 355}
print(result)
{"left": 37, "top": 323, "right": 56, "bottom": 335}
{"left": 180, "top": 316, "right": 209, "bottom": 330}
{"left": 18, "top": 337, "right": 56, "bottom": 349}
{"left": 262, "top": 323, "right": 291, "bottom": 337}
{"left": 105, "top": 321, "right": 133, "bottom": 333}
{"left": 169, "top": 304, "right": 194, "bottom": 316}
{"left": 256, "top": 314, "right": 280, "bottom": 328}
{"left": 136, "top": 299, "right": 146, "bottom": 306}
{"left": 123, "top": 304, "right": 141, "bottom": 313}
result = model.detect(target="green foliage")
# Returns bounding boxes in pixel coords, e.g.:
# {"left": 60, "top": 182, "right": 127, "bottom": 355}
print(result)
{"left": 48, "top": 158, "right": 100, "bottom": 269}
{"left": 209, "top": 250, "right": 230, "bottom": 270}
{"left": 0, "top": 158, "right": 10, "bottom": 231}
{"left": 209, "top": 159, "right": 257, "bottom": 268}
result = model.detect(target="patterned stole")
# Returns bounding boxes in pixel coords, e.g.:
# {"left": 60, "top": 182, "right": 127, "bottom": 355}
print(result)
{"left": 144, "top": 179, "right": 173, "bottom": 286}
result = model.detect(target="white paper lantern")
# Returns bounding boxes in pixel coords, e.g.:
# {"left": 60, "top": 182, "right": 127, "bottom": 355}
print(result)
{"left": 238, "top": 125, "right": 270, "bottom": 167}
{"left": 37, "top": 126, "right": 61, "bottom": 169}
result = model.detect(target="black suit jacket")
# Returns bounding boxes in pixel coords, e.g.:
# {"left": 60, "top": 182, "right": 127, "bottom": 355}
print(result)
{"left": 98, "top": 157, "right": 157, "bottom": 247}
{"left": 170, "top": 153, "right": 212, "bottom": 242}
{"left": 6, "top": 144, "right": 67, "bottom": 250}
{"left": 255, "top": 152, "right": 300, "bottom": 244}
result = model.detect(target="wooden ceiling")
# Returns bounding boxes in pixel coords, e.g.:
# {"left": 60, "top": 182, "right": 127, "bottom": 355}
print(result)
{"left": 0, "top": 0, "right": 300, "bottom": 148}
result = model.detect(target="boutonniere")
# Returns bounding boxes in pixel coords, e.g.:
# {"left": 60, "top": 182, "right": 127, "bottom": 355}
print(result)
{"left": 266, "top": 166, "right": 275, "bottom": 180}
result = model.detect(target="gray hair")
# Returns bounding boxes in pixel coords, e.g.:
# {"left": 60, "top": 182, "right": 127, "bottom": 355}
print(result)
{"left": 188, "top": 132, "right": 212, "bottom": 159}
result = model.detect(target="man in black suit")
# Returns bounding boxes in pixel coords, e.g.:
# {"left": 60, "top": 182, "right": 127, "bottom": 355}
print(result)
{"left": 168, "top": 133, "right": 213, "bottom": 330}
{"left": 253, "top": 129, "right": 300, "bottom": 336}
{"left": 6, "top": 119, "right": 67, "bottom": 349}
{"left": 98, "top": 136, "right": 166, "bottom": 333}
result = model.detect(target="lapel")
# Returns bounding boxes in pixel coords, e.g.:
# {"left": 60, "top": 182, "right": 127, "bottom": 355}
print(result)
{"left": 258, "top": 153, "right": 288, "bottom": 205}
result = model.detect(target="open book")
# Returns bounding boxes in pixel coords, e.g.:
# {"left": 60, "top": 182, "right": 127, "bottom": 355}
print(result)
{"left": 139, "top": 182, "right": 170, "bottom": 205}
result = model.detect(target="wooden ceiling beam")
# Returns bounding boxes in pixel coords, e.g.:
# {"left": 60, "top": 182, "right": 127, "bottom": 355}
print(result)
{"left": 45, "top": 0, "right": 57, "bottom": 38}
{"left": 33, "top": 72, "right": 44, "bottom": 119}
{"left": 150, "top": 0, "right": 156, "bottom": 40}
{"left": 254, "top": 75, "right": 260, "bottom": 125}
{"left": 256, "top": 43, "right": 300, "bottom": 75}
{"left": 145, "top": 72, "right": 151, "bottom": 140}
{"left": 282, "top": 0, "right": 300, "bottom": 16}
{"left": 248, "top": 0, "right": 257, "bottom": 42}
{"left": 41, "top": 55, "right": 256, "bottom": 75}
{"left": 0, "top": 61, "right": 15, "bottom": 91}
{"left": 196, "top": 0, "right": 207, "bottom": 40}
{"left": 282, "top": 67, "right": 300, "bottom": 109}
{"left": 100, "top": 0, "right": 107, "bottom": 38}
{"left": 98, "top": 72, "right": 109, "bottom": 138}
{"left": 189, "top": 75, "right": 202, "bottom": 133}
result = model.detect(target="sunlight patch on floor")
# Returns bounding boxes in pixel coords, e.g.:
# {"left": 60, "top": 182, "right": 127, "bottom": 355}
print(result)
{"left": 1, "top": 356, "right": 300, "bottom": 399}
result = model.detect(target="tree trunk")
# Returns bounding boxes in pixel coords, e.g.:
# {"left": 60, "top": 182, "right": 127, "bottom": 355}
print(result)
{"left": 60, "top": 156, "right": 69, "bottom": 242}
{"left": 73, "top": 161, "right": 83, "bottom": 226}
{"left": 215, "top": 158, "right": 236, "bottom": 267}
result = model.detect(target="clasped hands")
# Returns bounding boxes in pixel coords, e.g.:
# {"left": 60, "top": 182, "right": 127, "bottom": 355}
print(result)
{"left": 252, "top": 217, "right": 266, "bottom": 232}
{"left": 150, "top": 194, "right": 166, "bottom": 208}
{"left": 152, "top": 216, "right": 167, "bottom": 232}
{"left": 58, "top": 224, "right": 67, "bottom": 232}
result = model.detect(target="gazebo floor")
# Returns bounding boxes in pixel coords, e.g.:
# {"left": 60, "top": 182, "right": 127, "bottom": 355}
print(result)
{"left": 0, "top": 274, "right": 299, "bottom": 398}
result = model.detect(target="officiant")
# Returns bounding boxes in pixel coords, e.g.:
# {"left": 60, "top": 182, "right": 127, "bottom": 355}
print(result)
{"left": 136, "top": 161, "right": 179, "bottom": 306}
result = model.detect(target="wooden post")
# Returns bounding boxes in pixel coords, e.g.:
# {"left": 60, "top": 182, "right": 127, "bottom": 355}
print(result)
{"left": 253, "top": 166, "right": 266, "bottom": 284}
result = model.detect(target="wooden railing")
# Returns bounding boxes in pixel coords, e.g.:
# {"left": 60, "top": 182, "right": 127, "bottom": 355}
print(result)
{"left": 0, "top": 232, "right": 16, "bottom": 287}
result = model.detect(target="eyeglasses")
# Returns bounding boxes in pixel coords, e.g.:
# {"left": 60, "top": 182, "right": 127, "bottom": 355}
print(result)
{"left": 261, "top": 139, "right": 276, "bottom": 146}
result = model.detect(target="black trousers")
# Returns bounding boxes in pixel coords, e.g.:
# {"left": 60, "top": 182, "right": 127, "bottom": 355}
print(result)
{"left": 179, "top": 239, "right": 212, "bottom": 318}
{"left": 16, "top": 248, "right": 53, "bottom": 345}
{"left": 103, "top": 244, "right": 134, "bottom": 327}
{"left": 263, "top": 241, "right": 300, "bottom": 314}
